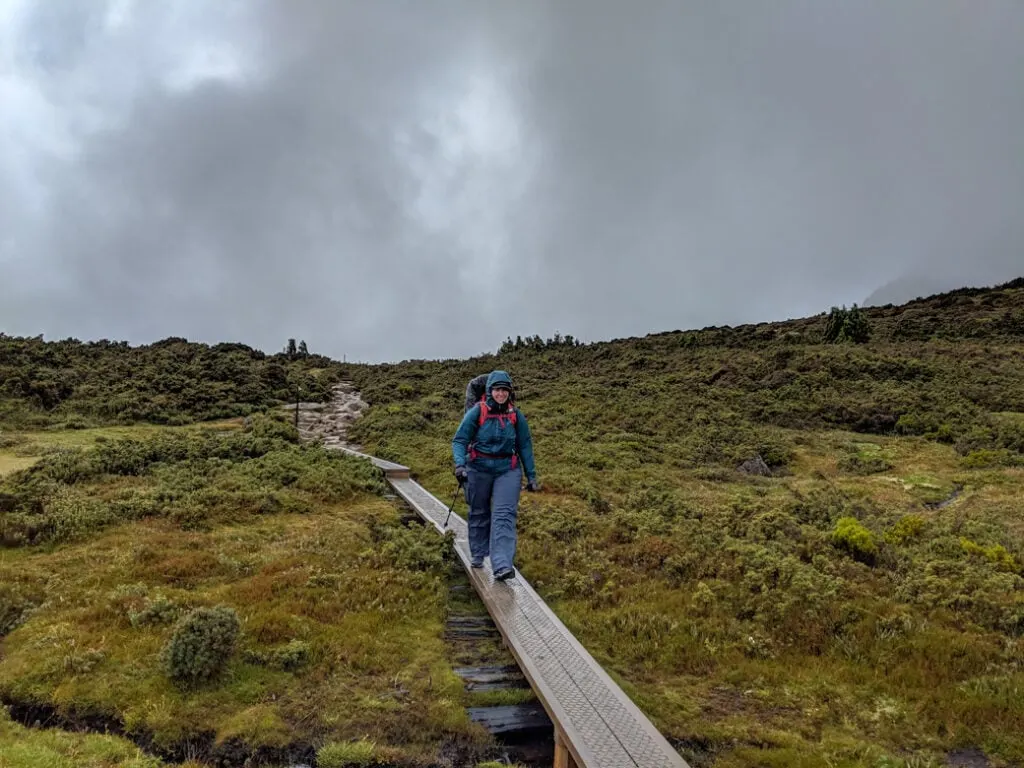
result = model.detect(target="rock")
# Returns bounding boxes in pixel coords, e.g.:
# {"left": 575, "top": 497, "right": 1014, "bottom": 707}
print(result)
{"left": 738, "top": 455, "right": 772, "bottom": 476}
{"left": 282, "top": 381, "right": 369, "bottom": 450}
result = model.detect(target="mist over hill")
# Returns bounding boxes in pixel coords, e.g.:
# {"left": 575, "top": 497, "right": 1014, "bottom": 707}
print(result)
{"left": 863, "top": 254, "right": 1022, "bottom": 307}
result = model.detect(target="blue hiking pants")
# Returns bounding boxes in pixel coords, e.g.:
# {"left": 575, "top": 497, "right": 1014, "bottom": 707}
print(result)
{"left": 466, "top": 465, "right": 522, "bottom": 574}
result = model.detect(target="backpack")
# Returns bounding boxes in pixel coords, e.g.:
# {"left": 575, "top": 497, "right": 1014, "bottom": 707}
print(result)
{"left": 464, "top": 374, "right": 489, "bottom": 413}
{"left": 464, "top": 374, "right": 517, "bottom": 416}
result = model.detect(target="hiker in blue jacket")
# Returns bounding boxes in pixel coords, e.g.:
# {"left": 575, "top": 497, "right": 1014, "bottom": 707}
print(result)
{"left": 452, "top": 370, "right": 539, "bottom": 581}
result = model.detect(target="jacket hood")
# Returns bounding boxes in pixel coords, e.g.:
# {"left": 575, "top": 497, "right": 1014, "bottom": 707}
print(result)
{"left": 486, "top": 370, "right": 514, "bottom": 392}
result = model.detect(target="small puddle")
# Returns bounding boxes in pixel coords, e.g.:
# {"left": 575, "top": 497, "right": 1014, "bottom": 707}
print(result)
{"left": 946, "top": 747, "right": 992, "bottom": 767}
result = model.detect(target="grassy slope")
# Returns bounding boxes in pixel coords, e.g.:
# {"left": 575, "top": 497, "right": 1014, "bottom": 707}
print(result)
{"left": 344, "top": 284, "right": 1024, "bottom": 767}
{"left": 0, "top": 418, "right": 488, "bottom": 766}
{"left": 0, "top": 455, "right": 36, "bottom": 477}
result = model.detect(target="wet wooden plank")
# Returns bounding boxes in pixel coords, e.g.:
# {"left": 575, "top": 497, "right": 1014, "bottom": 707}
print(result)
{"left": 467, "top": 704, "right": 552, "bottom": 736}
{"left": 453, "top": 665, "right": 524, "bottom": 684}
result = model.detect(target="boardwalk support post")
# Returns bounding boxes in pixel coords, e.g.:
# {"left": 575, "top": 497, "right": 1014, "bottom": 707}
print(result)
{"left": 554, "top": 728, "right": 578, "bottom": 768}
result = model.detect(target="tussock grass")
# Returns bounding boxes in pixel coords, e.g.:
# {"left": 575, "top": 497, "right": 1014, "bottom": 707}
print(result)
{"left": 0, "top": 706, "right": 167, "bottom": 767}
{"left": 317, "top": 738, "right": 377, "bottom": 767}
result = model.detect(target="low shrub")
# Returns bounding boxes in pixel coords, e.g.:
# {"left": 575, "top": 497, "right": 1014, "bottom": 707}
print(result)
{"left": 129, "top": 595, "right": 181, "bottom": 628}
{"left": 831, "top": 517, "right": 877, "bottom": 563}
{"left": 838, "top": 452, "right": 893, "bottom": 475}
{"left": 885, "top": 514, "right": 926, "bottom": 545}
{"left": 162, "top": 605, "right": 241, "bottom": 685}
{"left": 245, "top": 640, "right": 312, "bottom": 672}
{"left": 0, "top": 580, "right": 44, "bottom": 636}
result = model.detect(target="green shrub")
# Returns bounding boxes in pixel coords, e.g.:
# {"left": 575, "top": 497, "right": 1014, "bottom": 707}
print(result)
{"left": 0, "top": 581, "right": 43, "bottom": 635}
{"left": 129, "top": 596, "right": 181, "bottom": 628}
{"left": 755, "top": 436, "right": 796, "bottom": 468}
{"left": 838, "top": 453, "right": 893, "bottom": 475}
{"left": 46, "top": 488, "right": 116, "bottom": 543}
{"left": 962, "top": 449, "right": 1022, "bottom": 468}
{"left": 831, "top": 517, "right": 877, "bottom": 562}
{"left": 245, "top": 412, "right": 299, "bottom": 442}
{"left": 960, "top": 538, "right": 1019, "bottom": 572}
{"left": 368, "top": 518, "right": 455, "bottom": 573}
{"left": 246, "top": 640, "right": 312, "bottom": 672}
{"left": 162, "top": 606, "right": 241, "bottom": 685}
{"left": 885, "top": 515, "right": 926, "bottom": 545}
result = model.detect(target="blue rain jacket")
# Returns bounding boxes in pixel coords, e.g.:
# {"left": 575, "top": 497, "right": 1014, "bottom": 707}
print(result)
{"left": 452, "top": 370, "right": 537, "bottom": 481}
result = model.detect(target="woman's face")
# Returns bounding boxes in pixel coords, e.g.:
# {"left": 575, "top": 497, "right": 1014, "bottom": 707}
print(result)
{"left": 491, "top": 387, "right": 511, "bottom": 404}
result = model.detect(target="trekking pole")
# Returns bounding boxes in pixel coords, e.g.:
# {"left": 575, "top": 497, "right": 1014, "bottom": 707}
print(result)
{"left": 443, "top": 484, "right": 461, "bottom": 528}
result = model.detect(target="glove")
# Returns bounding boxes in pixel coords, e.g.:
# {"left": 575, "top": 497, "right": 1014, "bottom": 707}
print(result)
{"left": 454, "top": 466, "right": 468, "bottom": 486}
{"left": 525, "top": 477, "right": 540, "bottom": 492}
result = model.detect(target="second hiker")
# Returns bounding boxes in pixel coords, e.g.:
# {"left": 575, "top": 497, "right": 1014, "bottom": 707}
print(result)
{"left": 452, "top": 370, "right": 539, "bottom": 581}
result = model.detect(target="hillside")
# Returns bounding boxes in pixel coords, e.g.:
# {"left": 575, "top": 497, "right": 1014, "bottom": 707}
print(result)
{"left": 1, "top": 280, "right": 1023, "bottom": 767}
{"left": 863, "top": 269, "right": 1023, "bottom": 309}
{"left": 0, "top": 335, "right": 343, "bottom": 428}
{"left": 344, "top": 280, "right": 1024, "bottom": 766}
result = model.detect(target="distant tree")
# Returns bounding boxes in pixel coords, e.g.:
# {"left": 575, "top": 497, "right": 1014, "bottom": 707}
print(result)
{"left": 498, "top": 331, "right": 585, "bottom": 355}
{"left": 843, "top": 305, "right": 871, "bottom": 343}
{"left": 823, "top": 307, "right": 846, "bottom": 343}
{"left": 283, "top": 339, "right": 310, "bottom": 360}
{"left": 823, "top": 305, "right": 871, "bottom": 344}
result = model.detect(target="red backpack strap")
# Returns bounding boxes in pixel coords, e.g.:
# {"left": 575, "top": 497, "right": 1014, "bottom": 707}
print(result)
{"left": 478, "top": 401, "right": 517, "bottom": 427}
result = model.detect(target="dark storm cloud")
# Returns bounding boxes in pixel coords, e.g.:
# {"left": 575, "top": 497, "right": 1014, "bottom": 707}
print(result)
{"left": 2, "top": 1, "right": 1022, "bottom": 361}
{"left": 510, "top": 2, "right": 1024, "bottom": 335}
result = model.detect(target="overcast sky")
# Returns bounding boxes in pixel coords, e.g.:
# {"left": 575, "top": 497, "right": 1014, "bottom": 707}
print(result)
{"left": 2, "top": 1, "right": 1022, "bottom": 362}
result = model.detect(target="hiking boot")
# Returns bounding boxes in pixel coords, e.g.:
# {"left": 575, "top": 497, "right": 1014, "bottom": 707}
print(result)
{"left": 494, "top": 567, "right": 515, "bottom": 582}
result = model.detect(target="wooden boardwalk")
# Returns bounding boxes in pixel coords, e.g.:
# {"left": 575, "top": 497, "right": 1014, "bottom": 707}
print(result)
{"left": 331, "top": 446, "right": 689, "bottom": 768}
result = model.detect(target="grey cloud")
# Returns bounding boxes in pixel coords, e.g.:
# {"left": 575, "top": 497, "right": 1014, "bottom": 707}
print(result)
{"left": 1, "top": 1, "right": 1022, "bottom": 361}
{"left": 511, "top": 1, "right": 1024, "bottom": 335}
